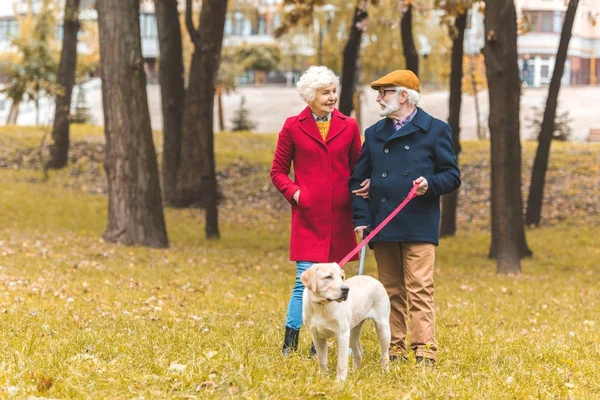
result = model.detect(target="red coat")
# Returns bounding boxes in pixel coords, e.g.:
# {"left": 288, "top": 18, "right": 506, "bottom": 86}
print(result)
{"left": 271, "top": 107, "right": 362, "bottom": 263}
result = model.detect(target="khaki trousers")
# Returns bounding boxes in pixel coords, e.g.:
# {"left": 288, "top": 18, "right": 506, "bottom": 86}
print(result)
{"left": 374, "top": 241, "right": 437, "bottom": 360}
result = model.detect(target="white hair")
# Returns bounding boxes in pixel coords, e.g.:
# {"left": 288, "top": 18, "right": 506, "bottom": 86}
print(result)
{"left": 296, "top": 66, "right": 340, "bottom": 103}
{"left": 398, "top": 86, "right": 421, "bottom": 105}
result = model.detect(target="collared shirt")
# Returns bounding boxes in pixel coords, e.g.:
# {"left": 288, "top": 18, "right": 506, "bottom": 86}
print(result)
{"left": 392, "top": 108, "right": 417, "bottom": 131}
{"left": 312, "top": 112, "right": 331, "bottom": 122}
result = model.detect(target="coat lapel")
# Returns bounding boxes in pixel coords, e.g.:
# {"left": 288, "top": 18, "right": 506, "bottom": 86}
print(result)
{"left": 386, "top": 108, "right": 432, "bottom": 142}
{"left": 325, "top": 109, "right": 348, "bottom": 143}
{"left": 373, "top": 117, "right": 396, "bottom": 142}
{"left": 298, "top": 106, "right": 326, "bottom": 145}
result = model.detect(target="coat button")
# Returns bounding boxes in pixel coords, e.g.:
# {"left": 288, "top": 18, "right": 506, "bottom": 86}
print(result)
{"left": 382, "top": 172, "right": 387, "bottom": 178}
{"left": 403, "top": 171, "right": 409, "bottom": 176}
{"left": 405, "top": 145, "right": 410, "bottom": 150}
{"left": 381, "top": 197, "right": 386, "bottom": 203}
{"left": 384, "top": 148, "right": 389, "bottom": 153}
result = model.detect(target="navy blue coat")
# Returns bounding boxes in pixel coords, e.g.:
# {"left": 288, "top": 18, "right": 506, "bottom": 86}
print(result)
{"left": 349, "top": 108, "right": 461, "bottom": 245}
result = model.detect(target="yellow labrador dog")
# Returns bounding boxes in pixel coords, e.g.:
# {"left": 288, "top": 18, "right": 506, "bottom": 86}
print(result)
{"left": 301, "top": 263, "right": 390, "bottom": 381}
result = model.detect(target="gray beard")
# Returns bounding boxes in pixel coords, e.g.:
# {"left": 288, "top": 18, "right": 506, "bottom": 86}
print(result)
{"left": 378, "top": 101, "right": 399, "bottom": 117}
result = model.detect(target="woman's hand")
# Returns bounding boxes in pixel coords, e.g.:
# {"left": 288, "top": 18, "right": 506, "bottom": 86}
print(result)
{"left": 293, "top": 190, "right": 300, "bottom": 205}
{"left": 354, "top": 225, "right": 368, "bottom": 239}
{"left": 352, "top": 179, "right": 370, "bottom": 199}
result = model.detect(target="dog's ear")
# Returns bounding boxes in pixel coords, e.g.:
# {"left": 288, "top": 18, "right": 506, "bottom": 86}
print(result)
{"left": 301, "top": 265, "right": 319, "bottom": 293}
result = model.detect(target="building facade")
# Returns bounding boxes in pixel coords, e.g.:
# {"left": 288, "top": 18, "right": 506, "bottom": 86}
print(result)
{"left": 463, "top": 0, "right": 599, "bottom": 87}
{"left": 516, "top": 0, "right": 599, "bottom": 86}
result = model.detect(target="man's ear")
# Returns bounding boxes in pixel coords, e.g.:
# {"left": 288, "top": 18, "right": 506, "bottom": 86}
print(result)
{"left": 300, "top": 265, "right": 318, "bottom": 293}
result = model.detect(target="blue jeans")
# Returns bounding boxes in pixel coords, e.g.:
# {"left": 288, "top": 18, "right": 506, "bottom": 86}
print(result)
{"left": 285, "top": 261, "right": 313, "bottom": 330}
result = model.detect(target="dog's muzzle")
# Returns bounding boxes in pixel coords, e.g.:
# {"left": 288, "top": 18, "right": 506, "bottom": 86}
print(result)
{"left": 339, "top": 285, "right": 349, "bottom": 301}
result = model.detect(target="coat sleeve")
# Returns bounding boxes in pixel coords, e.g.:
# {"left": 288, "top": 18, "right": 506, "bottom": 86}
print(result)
{"left": 423, "top": 122, "right": 461, "bottom": 198}
{"left": 348, "top": 119, "right": 363, "bottom": 172}
{"left": 270, "top": 120, "right": 300, "bottom": 204}
{"left": 349, "top": 129, "right": 373, "bottom": 228}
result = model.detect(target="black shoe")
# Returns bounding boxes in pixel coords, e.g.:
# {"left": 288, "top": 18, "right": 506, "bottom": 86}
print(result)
{"left": 282, "top": 327, "right": 300, "bottom": 356}
{"left": 416, "top": 356, "right": 435, "bottom": 366}
{"left": 309, "top": 342, "right": 316, "bottom": 357}
{"left": 390, "top": 354, "right": 408, "bottom": 363}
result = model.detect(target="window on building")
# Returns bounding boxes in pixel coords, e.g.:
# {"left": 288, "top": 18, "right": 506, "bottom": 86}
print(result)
{"left": 523, "top": 10, "right": 562, "bottom": 33}
{"left": 553, "top": 10, "right": 563, "bottom": 33}
{"left": 523, "top": 11, "right": 538, "bottom": 32}
{"left": 139, "top": 13, "right": 157, "bottom": 39}
{"left": 257, "top": 15, "right": 266, "bottom": 35}
{"left": 540, "top": 11, "right": 553, "bottom": 32}
{"left": 224, "top": 15, "right": 232, "bottom": 35}
{"left": 0, "top": 19, "right": 19, "bottom": 42}
{"left": 233, "top": 11, "right": 244, "bottom": 35}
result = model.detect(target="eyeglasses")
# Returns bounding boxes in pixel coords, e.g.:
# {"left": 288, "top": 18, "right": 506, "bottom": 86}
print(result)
{"left": 377, "top": 88, "right": 400, "bottom": 97}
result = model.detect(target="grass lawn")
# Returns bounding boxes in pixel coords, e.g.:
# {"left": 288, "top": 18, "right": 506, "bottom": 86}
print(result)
{"left": 0, "top": 126, "right": 599, "bottom": 399}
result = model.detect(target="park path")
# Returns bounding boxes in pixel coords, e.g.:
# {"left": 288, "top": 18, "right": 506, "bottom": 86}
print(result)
{"left": 3, "top": 79, "right": 599, "bottom": 142}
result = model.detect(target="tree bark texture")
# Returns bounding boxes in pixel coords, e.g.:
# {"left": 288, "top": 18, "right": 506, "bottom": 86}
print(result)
{"left": 526, "top": 0, "right": 579, "bottom": 227}
{"left": 155, "top": 0, "right": 185, "bottom": 206}
{"left": 6, "top": 99, "right": 20, "bottom": 125}
{"left": 440, "top": 11, "right": 466, "bottom": 237}
{"left": 179, "top": 0, "right": 228, "bottom": 238}
{"left": 46, "top": 0, "right": 80, "bottom": 170}
{"left": 401, "top": 4, "right": 419, "bottom": 76}
{"left": 482, "top": 0, "right": 531, "bottom": 274}
{"left": 339, "top": 1, "right": 367, "bottom": 116}
{"left": 97, "top": 0, "right": 169, "bottom": 248}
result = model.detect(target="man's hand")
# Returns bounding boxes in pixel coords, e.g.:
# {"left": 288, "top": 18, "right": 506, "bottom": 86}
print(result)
{"left": 413, "top": 177, "right": 428, "bottom": 196}
{"left": 292, "top": 190, "right": 300, "bottom": 204}
{"left": 354, "top": 225, "right": 368, "bottom": 239}
{"left": 352, "top": 179, "right": 370, "bottom": 199}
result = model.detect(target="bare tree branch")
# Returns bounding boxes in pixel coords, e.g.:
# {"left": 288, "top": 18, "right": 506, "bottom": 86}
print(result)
{"left": 185, "top": 0, "right": 199, "bottom": 46}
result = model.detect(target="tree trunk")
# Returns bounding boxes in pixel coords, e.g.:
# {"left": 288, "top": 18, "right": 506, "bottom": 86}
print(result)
{"left": 46, "top": 0, "right": 80, "bottom": 170}
{"left": 440, "top": 11, "right": 466, "bottom": 238}
{"left": 179, "top": 0, "right": 228, "bottom": 238}
{"left": 96, "top": 0, "right": 168, "bottom": 248}
{"left": 155, "top": 0, "right": 185, "bottom": 207}
{"left": 6, "top": 100, "right": 20, "bottom": 125}
{"left": 35, "top": 96, "right": 40, "bottom": 126}
{"left": 483, "top": 0, "right": 531, "bottom": 274}
{"left": 470, "top": 56, "right": 484, "bottom": 139}
{"left": 217, "top": 86, "right": 224, "bottom": 132}
{"left": 401, "top": 4, "right": 419, "bottom": 75}
{"left": 526, "top": 0, "right": 579, "bottom": 227}
{"left": 339, "top": 0, "right": 367, "bottom": 116}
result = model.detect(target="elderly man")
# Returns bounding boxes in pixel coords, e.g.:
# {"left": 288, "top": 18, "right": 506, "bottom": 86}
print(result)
{"left": 349, "top": 70, "right": 461, "bottom": 364}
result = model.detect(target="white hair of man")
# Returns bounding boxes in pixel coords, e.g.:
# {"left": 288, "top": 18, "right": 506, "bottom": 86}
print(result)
{"left": 399, "top": 87, "right": 421, "bottom": 106}
{"left": 397, "top": 86, "right": 421, "bottom": 105}
{"left": 296, "top": 66, "right": 340, "bottom": 104}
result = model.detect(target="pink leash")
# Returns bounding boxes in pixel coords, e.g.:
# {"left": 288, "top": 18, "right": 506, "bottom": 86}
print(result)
{"left": 338, "top": 182, "right": 420, "bottom": 268}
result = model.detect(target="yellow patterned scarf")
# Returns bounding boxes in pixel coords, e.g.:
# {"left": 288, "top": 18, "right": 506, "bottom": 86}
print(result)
{"left": 316, "top": 120, "right": 331, "bottom": 141}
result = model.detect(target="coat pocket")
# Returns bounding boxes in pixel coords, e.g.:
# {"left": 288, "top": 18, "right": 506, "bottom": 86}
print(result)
{"left": 297, "top": 189, "right": 311, "bottom": 210}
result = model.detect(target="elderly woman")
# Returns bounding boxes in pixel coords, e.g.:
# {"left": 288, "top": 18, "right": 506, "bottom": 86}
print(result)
{"left": 271, "top": 66, "right": 362, "bottom": 355}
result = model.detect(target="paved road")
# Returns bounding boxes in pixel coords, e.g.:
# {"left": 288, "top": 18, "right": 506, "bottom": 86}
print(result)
{"left": 2, "top": 79, "right": 599, "bottom": 142}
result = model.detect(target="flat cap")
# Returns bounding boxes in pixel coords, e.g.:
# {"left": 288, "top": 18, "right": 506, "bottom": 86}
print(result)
{"left": 370, "top": 70, "right": 420, "bottom": 93}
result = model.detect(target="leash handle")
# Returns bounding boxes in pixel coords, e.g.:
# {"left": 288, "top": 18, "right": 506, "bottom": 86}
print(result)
{"left": 339, "top": 182, "right": 420, "bottom": 268}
